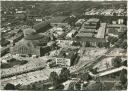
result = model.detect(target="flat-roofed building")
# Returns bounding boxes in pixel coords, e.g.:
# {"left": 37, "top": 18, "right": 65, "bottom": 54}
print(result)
{"left": 106, "top": 24, "right": 126, "bottom": 37}
{"left": 107, "top": 24, "right": 126, "bottom": 28}
{"left": 96, "top": 23, "right": 107, "bottom": 38}
{"left": 76, "top": 33, "right": 94, "bottom": 38}
{"left": 75, "top": 22, "right": 106, "bottom": 47}
{"left": 79, "top": 28, "right": 96, "bottom": 33}
{"left": 83, "top": 18, "right": 100, "bottom": 29}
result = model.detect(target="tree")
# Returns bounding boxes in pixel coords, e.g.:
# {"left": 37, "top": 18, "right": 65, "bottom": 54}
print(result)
{"left": 111, "top": 82, "right": 123, "bottom": 90}
{"left": 123, "top": 17, "right": 127, "bottom": 25}
{"left": 86, "top": 41, "right": 90, "bottom": 47}
{"left": 118, "top": 30, "right": 127, "bottom": 40}
{"left": 4, "top": 83, "right": 15, "bottom": 90}
{"left": 122, "top": 60, "right": 127, "bottom": 66}
{"left": 65, "top": 16, "right": 77, "bottom": 27}
{"left": 74, "top": 81, "right": 81, "bottom": 90}
{"left": 115, "top": 29, "right": 126, "bottom": 49}
{"left": 120, "top": 41, "right": 127, "bottom": 49}
{"left": 118, "top": 32, "right": 124, "bottom": 39}
{"left": 107, "top": 36, "right": 118, "bottom": 45}
{"left": 97, "top": 42, "right": 103, "bottom": 48}
{"left": 59, "top": 67, "right": 70, "bottom": 83}
{"left": 89, "top": 67, "right": 98, "bottom": 74}
{"left": 112, "top": 70, "right": 127, "bottom": 90}
{"left": 80, "top": 72, "right": 92, "bottom": 82}
{"left": 119, "top": 69, "right": 127, "bottom": 85}
{"left": 103, "top": 42, "right": 110, "bottom": 48}
{"left": 15, "top": 84, "right": 22, "bottom": 90}
{"left": 49, "top": 71, "right": 60, "bottom": 88}
{"left": 26, "top": 19, "right": 34, "bottom": 26}
{"left": 112, "top": 56, "right": 122, "bottom": 68}
{"left": 114, "top": 39, "right": 122, "bottom": 48}
{"left": 84, "top": 81, "right": 103, "bottom": 91}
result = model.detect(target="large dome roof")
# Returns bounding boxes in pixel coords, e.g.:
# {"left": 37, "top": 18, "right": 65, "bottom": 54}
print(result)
{"left": 24, "top": 33, "right": 50, "bottom": 46}
{"left": 33, "top": 21, "right": 51, "bottom": 33}
{"left": 23, "top": 28, "right": 36, "bottom": 36}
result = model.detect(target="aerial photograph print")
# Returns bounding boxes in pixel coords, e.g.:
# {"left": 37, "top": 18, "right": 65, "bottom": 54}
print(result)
{"left": 0, "top": 0, "right": 127, "bottom": 90}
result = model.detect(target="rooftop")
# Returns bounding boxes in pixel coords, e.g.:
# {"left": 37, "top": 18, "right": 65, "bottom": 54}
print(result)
{"left": 79, "top": 28, "right": 96, "bottom": 33}
{"left": 84, "top": 26, "right": 97, "bottom": 29}
{"left": 33, "top": 21, "right": 51, "bottom": 33}
{"left": 107, "top": 24, "right": 126, "bottom": 28}
{"left": 107, "top": 28, "right": 118, "bottom": 35}
{"left": 76, "top": 33, "right": 94, "bottom": 38}
{"left": 96, "top": 23, "right": 106, "bottom": 38}
{"left": 119, "top": 26, "right": 127, "bottom": 32}
{"left": 87, "top": 18, "right": 100, "bottom": 23}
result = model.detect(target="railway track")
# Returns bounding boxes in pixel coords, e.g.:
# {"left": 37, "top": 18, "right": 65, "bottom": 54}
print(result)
{"left": 71, "top": 47, "right": 114, "bottom": 74}
{"left": 1, "top": 66, "right": 46, "bottom": 79}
